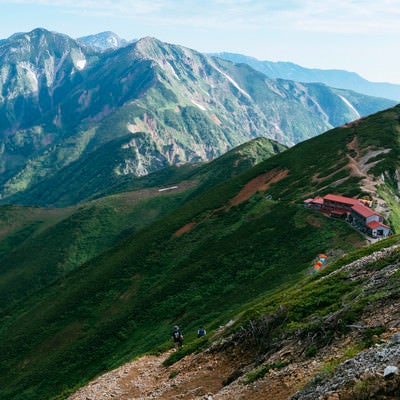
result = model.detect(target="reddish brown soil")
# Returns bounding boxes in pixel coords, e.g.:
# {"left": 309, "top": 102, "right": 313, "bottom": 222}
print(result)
{"left": 172, "top": 169, "right": 289, "bottom": 237}
{"left": 229, "top": 169, "right": 289, "bottom": 207}
{"left": 173, "top": 222, "right": 197, "bottom": 237}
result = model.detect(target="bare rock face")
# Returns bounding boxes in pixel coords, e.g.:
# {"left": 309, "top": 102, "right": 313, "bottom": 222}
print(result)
{"left": 384, "top": 365, "right": 399, "bottom": 377}
{"left": 291, "top": 340, "right": 400, "bottom": 399}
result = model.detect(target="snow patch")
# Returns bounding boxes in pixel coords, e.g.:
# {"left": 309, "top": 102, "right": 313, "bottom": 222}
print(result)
{"left": 166, "top": 62, "right": 180, "bottom": 80}
{"left": 213, "top": 66, "right": 251, "bottom": 99}
{"left": 338, "top": 95, "right": 361, "bottom": 119}
{"left": 191, "top": 100, "right": 207, "bottom": 110}
{"left": 19, "top": 62, "right": 38, "bottom": 92}
{"left": 199, "top": 86, "right": 210, "bottom": 97}
{"left": 70, "top": 48, "right": 87, "bottom": 70}
{"left": 75, "top": 59, "right": 87, "bottom": 70}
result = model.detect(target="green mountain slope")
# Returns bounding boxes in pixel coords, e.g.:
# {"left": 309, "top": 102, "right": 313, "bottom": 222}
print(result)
{"left": 6, "top": 136, "right": 286, "bottom": 207}
{"left": 0, "top": 29, "right": 396, "bottom": 205}
{"left": 0, "top": 193, "right": 179, "bottom": 311}
{"left": 0, "top": 137, "right": 284, "bottom": 311}
{"left": 3, "top": 104, "right": 400, "bottom": 398}
{"left": 0, "top": 191, "right": 364, "bottom": 400}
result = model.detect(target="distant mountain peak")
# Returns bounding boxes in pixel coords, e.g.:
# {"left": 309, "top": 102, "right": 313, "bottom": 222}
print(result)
{"left": 133, "top": 36, "right": 166, "bottom": 54}
{"left": 78, "top": 31, "right": 134, "bottom": 51}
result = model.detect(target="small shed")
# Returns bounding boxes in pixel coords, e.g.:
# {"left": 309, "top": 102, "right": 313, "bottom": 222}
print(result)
{"left": 366, "top": 220, "right": 391, "bottom": 238}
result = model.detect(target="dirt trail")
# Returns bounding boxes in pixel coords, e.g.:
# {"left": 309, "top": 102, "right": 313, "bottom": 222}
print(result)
{"left": 67, "top": 352, "right": 173, "bottom": 400}
{"left": 66, "top": 340, "right": 316, "bottom": 400}
{"left": 66, "top": 349, "right": 240, "bottom": 400}
{"left": 346, "top": 136, "right": 385, "bottom": 191}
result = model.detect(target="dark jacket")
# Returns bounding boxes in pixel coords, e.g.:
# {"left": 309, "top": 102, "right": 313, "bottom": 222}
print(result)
{"left": 172, "top": 329, "right": 183, "bottom": 342}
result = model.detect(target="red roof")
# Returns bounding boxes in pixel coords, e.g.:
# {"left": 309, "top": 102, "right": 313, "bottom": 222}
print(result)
{"left": 305, "top": 197, "right": 324, "bottom": 204}
{"left": 367, "top": 221, "right": 390, "bottom": 230}
{"left": 323, "top": 194, "right": 359, "bottom": 206}
{"left": 351, "top": 202, "right": 381, "bottom": 218}
{"left": 313, "top": 197, "right": 324, "bottom": 204}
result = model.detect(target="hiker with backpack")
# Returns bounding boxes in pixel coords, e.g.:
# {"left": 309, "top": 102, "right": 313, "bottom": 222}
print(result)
{"left": 172, "top": 325, "right": 183, "bottom": 350}
{"left": 197, "top": 326, "right": 206, "bottom": 338}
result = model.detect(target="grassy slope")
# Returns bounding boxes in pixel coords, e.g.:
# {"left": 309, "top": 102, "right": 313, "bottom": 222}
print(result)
{"left": 0, "top": 160, "right": 363, "bottom": 397}
{"left": 0, "top": 190, "right": 189, "bottom": 312}
{"left": 241, "top": 104, "right": 400, "bottom": 220}
{"left": 0, "top": 138, "right": 283, "bottom": 311}
{"left": 0, "top": 191, "right": 364, "bottom": 400}
{"left": 1, "top": 105, "right": 400, "bottom": 398}
{"left": 5, "top": 135, "right": 285, "bottom": 207}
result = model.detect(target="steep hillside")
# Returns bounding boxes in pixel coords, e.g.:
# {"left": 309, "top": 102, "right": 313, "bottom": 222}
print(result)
{"left": 214, "top": 52, "right": 400, "bottom": 101}
{"left": 0, "top": 28, "right": 94, "bottom": 126}
{"left": 0, "top": 29, "right": 395, "bottom": 204}
{"left": 3, "top": 105, "right": 400, "bottom": 398}
{"left": 0, "top": 137, "right": 281, "bottom": 310}
{"left": 0, "top": 188, "right": 364, "bottom": 399}
{"left": 67, "top": 238, "right": 400, "bottom": 400}
{"left": 0, "top": 188, "right": 185, "bottom": 312}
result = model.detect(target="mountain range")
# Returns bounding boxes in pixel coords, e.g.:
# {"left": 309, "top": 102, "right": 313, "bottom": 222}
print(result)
{"left": 211, "top": 52, "right": 400, "bottom": 102}
{"left": 0, "top": 28, "right": 396, "bottom": 206}
{"left": 2, "top": 28, "right": 400, "bottom": 400}
{"left": 71, "top": 31, "right": 400, "bottom": 101}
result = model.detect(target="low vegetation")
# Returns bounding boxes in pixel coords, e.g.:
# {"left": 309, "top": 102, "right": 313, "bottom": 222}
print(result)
{"left": 0, "top": 189, "right": 364, "bottom": 399}
{"left": 1, "top": 105, "right": 400, "bottom": 399}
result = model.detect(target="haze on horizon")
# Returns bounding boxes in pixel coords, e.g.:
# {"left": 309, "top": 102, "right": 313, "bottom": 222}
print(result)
{"left": 1, "top": 0, "right": 399, "bottom": 85}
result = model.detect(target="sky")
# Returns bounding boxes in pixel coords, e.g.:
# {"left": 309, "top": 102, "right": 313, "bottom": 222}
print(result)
{"left": 1, "top": 0, "right": 400, "bottom": 84}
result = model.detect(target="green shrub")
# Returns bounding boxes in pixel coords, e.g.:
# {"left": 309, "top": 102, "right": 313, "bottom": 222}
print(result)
{"left": 245, "top": 361, "right": 289, "bottom": 384}
{"left": 168, "top": 370, "right": 179, "bottom": 379}
{"left": 305, "top": 345, "right": 317, "bottom": 358}
{"left": 361, "top": 327, "right": 386, "bottom": 348}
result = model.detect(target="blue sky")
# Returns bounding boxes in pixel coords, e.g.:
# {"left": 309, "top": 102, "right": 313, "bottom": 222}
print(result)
{"left": 1, "top": 0, "right": 399, "bottom": 84}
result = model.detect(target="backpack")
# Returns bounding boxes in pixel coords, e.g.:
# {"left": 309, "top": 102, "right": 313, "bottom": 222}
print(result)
{"left": 198, "top": 328, "right": 205, "bottom": 337}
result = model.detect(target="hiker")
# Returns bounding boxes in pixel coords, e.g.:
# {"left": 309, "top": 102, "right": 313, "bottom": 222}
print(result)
{"left": 197, "top": 326, "right": 206, "bottom": 338}
{"left": 172, "top": 325, "right": 183, "bottom": 349}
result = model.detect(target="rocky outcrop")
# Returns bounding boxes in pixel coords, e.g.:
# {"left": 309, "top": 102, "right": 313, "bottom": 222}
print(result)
{"left": 291, "top": 336, "right": 400, "bottom": 399}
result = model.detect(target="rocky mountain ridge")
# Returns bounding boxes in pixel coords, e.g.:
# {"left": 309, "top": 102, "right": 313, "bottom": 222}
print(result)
{"left": 71, "top": 33, "right": 400, "bottom": 102}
